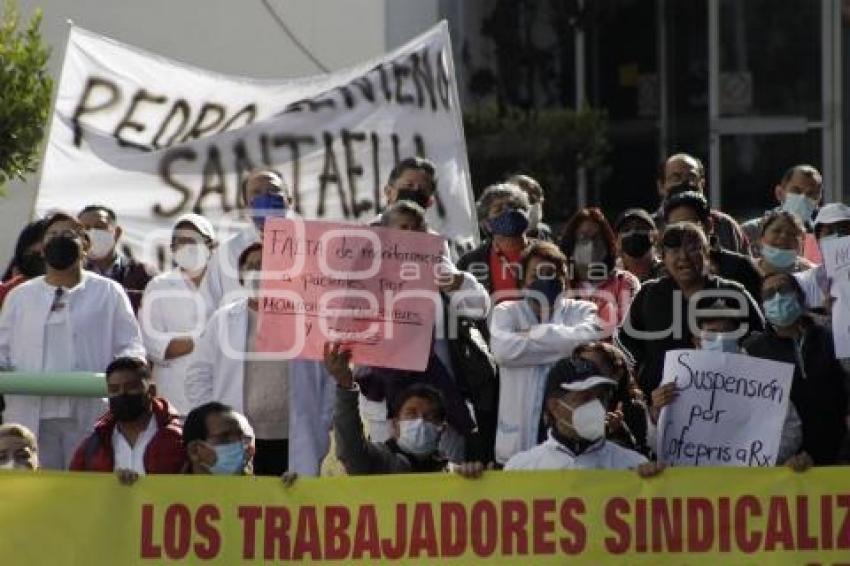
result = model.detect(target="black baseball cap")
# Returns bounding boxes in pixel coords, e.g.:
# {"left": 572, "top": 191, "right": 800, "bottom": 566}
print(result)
{"left": 614, "top": 208, "right": 656, "bottom": 232}
{"left": 545, "top": 357, "right": 617, "bottom": 400}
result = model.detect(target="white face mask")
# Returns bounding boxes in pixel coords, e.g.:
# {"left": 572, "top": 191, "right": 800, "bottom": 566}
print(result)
{"left": 173, "top": 243, "right": 210, "bottom": 275}
{"left": 396, "top": 418, "right": 441, "bottom": 456}
{"left": 557, "top": 398, "right": 606, "bottom": 442}
{"left": 86, "top": 228, "right": 115, "bottom": 260}
{"left": 527, "top": 202, "right": 543, "bottom": 230}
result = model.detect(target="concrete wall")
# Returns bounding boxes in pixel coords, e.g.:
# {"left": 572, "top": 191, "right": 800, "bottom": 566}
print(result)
{"left": 2, "top": 0, "right": 440, "bottom": 268}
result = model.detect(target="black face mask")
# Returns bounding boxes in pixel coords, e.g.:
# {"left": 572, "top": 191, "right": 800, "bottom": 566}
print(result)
{"left": 395, "top": 188, "right": 430, "bottom": 209}
{"left": 109, "top": 393, "right": 148, "bottom": 422}
{"left": 17, "top": 252, "right": 46, "bottom": 278}
{"left": 621, "top": 232, "right": 652, "bottom": 258}
{"left": 44, "top": 236, "right": 80, "bottom": 270}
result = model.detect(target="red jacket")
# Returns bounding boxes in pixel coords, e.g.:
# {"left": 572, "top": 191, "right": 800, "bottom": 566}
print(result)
{"left": 70, "top": 397, "right": 185, "bottom": 474}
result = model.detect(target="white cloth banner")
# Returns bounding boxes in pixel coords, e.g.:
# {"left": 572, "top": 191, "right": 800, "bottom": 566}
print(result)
{"left": 657, "top": 349, "right": 793, "bottom": 467}
{"left": 821, "top": 235, "right": 850, "bottom": 358}
{"left": 36, "top": 22, "right": 477, "bottom": 266}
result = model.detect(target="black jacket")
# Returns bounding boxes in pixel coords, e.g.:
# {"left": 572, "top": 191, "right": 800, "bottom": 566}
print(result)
{"left": 742, "top": 319, "right": 848, "bottom": 465}
{"left": 615, "top": 274, "right": 765, "bottom": 397}
{"left": 457, "top": 240, "right": 494, "bottom": 294}
{"left": 711, "top": 247, "right": 763, "bottom": 303}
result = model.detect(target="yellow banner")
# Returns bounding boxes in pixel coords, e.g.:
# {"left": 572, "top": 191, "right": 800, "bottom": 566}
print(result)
{"left": 2, "top": 467, "right": 849, "bottom": 564}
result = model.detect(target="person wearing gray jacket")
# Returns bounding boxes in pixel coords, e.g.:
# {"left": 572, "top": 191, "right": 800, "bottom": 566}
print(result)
{"left": 324, "top": 342, "right": 450, "bottom": 474}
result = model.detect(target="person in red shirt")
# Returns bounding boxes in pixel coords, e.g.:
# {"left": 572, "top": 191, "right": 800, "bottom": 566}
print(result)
{"left": 70, "top": 357, "right": 185, "bottom": 482}
{"left": 0, "top": 219, "right": 47, "bottom": 309}
{"left": 457, "top": 183, "right": 532, "bottom": 303}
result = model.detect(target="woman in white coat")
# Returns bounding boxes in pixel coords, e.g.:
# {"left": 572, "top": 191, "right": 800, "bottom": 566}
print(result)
{"left": 489, "top": 241, "right": 603, "bottom": 465}
{"left": 139, "top": 214, "right": 217, "bottom": 416}
{"left": 186, "top": 243, "right": 334, "bottom": 477}
{"left": 0, "top": 212, "right": 145, "bottom": 469}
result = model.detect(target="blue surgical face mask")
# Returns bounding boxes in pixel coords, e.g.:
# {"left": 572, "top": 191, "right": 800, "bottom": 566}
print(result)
{"left": 781, "top": 193, "right": 817, "bottom": 223}
{"left": 761, "top": 244, "right": 797, "bottom": 271}
{"left": 763, "top": 292, "right": 803, "bottom": 327}
{"left": 396, "top": 418, "right": 441, "bottom": 457}
{"left": 526, "top": 277, "right": 565, "bottom": 306}
{"left": 699, "top": 333, "right": 739, "bottom": 353}
{"left": 209, "top": 441, "right": 246, "bottom": 475}
{"left": 488, "top": 208, "right": 529, "bottom": 237}
{"left": 250, "top": 192, "right": 286, "bottom": 231}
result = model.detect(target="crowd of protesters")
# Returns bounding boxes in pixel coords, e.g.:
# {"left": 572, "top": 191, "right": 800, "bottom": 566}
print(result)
{"left": 1, "top": 153, "right": 848, "bottom": 485}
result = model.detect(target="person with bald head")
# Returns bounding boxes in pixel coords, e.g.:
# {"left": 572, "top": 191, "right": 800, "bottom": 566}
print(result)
{"left": 741, "top": 164, "right": 823, "bottom": 257}
{"left": 654, "top": 153, "right": 749, "bottom": 255}
{"left": 200, "top": 169, "right": 291, "bottom": 317}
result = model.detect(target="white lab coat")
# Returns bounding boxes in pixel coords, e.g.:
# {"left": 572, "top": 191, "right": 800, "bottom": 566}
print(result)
{"left": 139, "top": 269, "right": 208, "bottom": 415}
{"left": 185, "top": 298, "right": 334, "bottom": 476}
{"left": 489, "top": 297, "right": 603, "bottom": 464}
{"left": 0, "top": 272, "right": 145, "bottom": 439}
{"left": 200, "top": 225, "right": 259, "bottom": 318}
{"left": 505, "top": 432, "right": 648, "bottom": 470}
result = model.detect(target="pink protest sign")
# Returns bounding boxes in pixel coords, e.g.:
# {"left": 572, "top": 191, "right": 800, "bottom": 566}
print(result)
{"left": 256, "top": 218, "right": 443, "bottom": 371}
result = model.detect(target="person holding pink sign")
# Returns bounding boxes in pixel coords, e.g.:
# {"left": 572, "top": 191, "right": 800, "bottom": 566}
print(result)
{"left": 353, "top": 202, "right": 491, "bottom": 463}
{"left": 186, "top": 243, "right": 334, "bottom": 478}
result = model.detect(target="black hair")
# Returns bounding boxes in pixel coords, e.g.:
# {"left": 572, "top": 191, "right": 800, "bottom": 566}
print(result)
{"left": 238, "top": 242, "right": 263, "bottom": 271}
{"left": 105, "top": 356, "right": 151, "bottom": 382}
{"left": 3, "top": 218, "right": 47, "bottom": 280}
{"left": 78, "top": 204, "right": 118, "bottom": 223}
{"left": 759, "top": 210, "right": 805, "bottom": 238}
{"left": 183, "top": 402, "right": 233, "bottom": 446}
{"left": 663, "top": 191, "right": 711, "bottom": 224}
{"left": 393, "top": 384, "right": 446, "bottom": 422}
{"left": 762, "top": 272, "right": 807, "bottom": 305}
{"left": 387, "top": 157, "right": 437, "bottom": 192}
{"left": 42, "top": 211, "right": 84, "bottom": 234}
{"left": 381, "top": 201, "right": 427, "bottom": 230}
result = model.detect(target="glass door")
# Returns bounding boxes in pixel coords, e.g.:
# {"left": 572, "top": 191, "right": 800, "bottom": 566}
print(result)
{"left": 707, "top": 0, "right": 841, "bottom": 220}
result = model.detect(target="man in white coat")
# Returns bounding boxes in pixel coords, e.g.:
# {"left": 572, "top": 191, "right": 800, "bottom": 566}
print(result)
{"left": 505, "top": 356, "right": 650, "bottom": 472}
{"left": 200, "top": 169, "right": 289, "bottom": 317}
{"left": 140, "top": 213, "right": 217, "bottom": 416}
{"left": 0, "top": 212, "right": 145, "bottom": 469}
{"left": 186, "top": 242, "right": 334, "bottom": 477}
{"left": 489, "top": 241, "right": 603, "bottom": 465}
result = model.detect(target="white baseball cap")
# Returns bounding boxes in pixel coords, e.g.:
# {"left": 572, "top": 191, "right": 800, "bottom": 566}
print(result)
{"left": 813, "top": 203, "right": 850, "bottom": 229}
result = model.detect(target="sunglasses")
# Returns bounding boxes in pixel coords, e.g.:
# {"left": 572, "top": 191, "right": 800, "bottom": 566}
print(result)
{"left": 661, "top": 229, "right": 704, "bottom": 253}
{"left": 762, "top": 284, "right": 797, "bottom": 300}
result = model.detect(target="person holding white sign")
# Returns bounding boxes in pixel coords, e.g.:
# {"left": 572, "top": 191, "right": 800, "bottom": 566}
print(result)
{"left": 489, "top": 241, "right": 604, "bottom": 464}
{"left": 793, "top": 203, "right": 850, "bottom": 314}
{"left": 504, "top": 357, "right": 652, "bottom": 473}
{"left": 742, "top": 273, "right": 848, "bottom": 464}
{"left": 354, "top": 202, "right": 489, "bottom": 463}
{"left": 139, "top": 214, "right": 217, "bottom": 416}
{"left": 200, "top": 169, "right": 289, "bottom": 317}
{"left": 651, "top": 301, "right": 804, "bottom": 465}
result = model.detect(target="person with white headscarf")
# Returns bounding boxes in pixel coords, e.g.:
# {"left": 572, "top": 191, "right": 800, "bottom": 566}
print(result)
{"left": 139, "top": 214, "right": 217, "bottom": 416}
